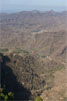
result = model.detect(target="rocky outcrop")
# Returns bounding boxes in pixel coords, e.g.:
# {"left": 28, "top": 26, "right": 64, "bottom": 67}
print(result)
{"left": 0, "top": 53, "right": 46, "bottom": 100}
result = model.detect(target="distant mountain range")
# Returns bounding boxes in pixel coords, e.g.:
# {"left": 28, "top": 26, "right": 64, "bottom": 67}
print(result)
{"left": 0, "top": 11, "right": 67, "bottom": 62}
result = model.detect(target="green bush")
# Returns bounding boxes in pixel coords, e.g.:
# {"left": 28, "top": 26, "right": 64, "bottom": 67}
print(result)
{"left": 0, "top": 91, "right": 14, "bottom": 101}
{"left": 0, "top": 49, "right": 9, "bottom": 53}
{"left": 35, "top": 96, "right": 43, "bottom": 101}
{"left": 0, "top": 93, "right": 8, "bottom": 101}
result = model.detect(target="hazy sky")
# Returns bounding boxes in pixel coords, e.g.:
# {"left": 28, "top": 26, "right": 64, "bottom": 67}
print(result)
{"left": 0, "top": 0, "right": 67, "bottom": 13}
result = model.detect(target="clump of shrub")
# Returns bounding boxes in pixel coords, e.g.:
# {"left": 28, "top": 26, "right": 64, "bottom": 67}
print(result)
{"left": 35, "top": 96, "right": 43, "bottom": 101}
{"left": 0, "top": 49, "right": 9, "bottom": 53}
{"left": 0, "top": 89, "right": 14, "bottom": 101}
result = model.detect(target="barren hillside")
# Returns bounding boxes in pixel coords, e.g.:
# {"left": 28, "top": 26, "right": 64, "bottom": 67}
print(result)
{"left": 0, "top": 11, "right": 67, "bottom": 100}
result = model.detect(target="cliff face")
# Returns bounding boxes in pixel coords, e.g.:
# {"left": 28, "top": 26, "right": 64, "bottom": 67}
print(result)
{"left": 0, "top": 50, "right": 65, "bottom": 100}
{"left": 0, "top": 53, "right": 46, "bottom": 100}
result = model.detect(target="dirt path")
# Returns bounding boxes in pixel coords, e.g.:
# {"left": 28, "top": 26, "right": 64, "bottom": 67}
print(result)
{"left": 41, "top": 69, "right": 67, "bottom": 101}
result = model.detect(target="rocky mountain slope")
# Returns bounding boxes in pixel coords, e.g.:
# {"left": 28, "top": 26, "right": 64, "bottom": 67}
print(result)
{"left": 0, "top": 11, "right": 67, "bottom": 100}
{"left": 41, "top": 69, "right": 67, "bottom": 101}
{"left": 0, "top": 51, "right": 65, "bottom": 100}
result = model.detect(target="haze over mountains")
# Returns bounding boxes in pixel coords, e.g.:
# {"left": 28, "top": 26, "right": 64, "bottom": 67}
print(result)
{"left": 0, "top": 11, "right": 67, "bottom": 61}
{"left": 0, "top": 10, "right": 67, "bottom": 100}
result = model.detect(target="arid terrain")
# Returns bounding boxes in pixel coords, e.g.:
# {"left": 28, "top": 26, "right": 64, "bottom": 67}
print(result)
{"left": 0, "top": 11, "right": 67, "bottom": 100}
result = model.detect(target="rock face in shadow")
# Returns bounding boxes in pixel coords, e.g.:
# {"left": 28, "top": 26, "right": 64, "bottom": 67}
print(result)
{"left": 0, "top": 53, "right": 31, "bottom": 100}
{"left": 0, "top": 53, "right": 46, "bottom": 100}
